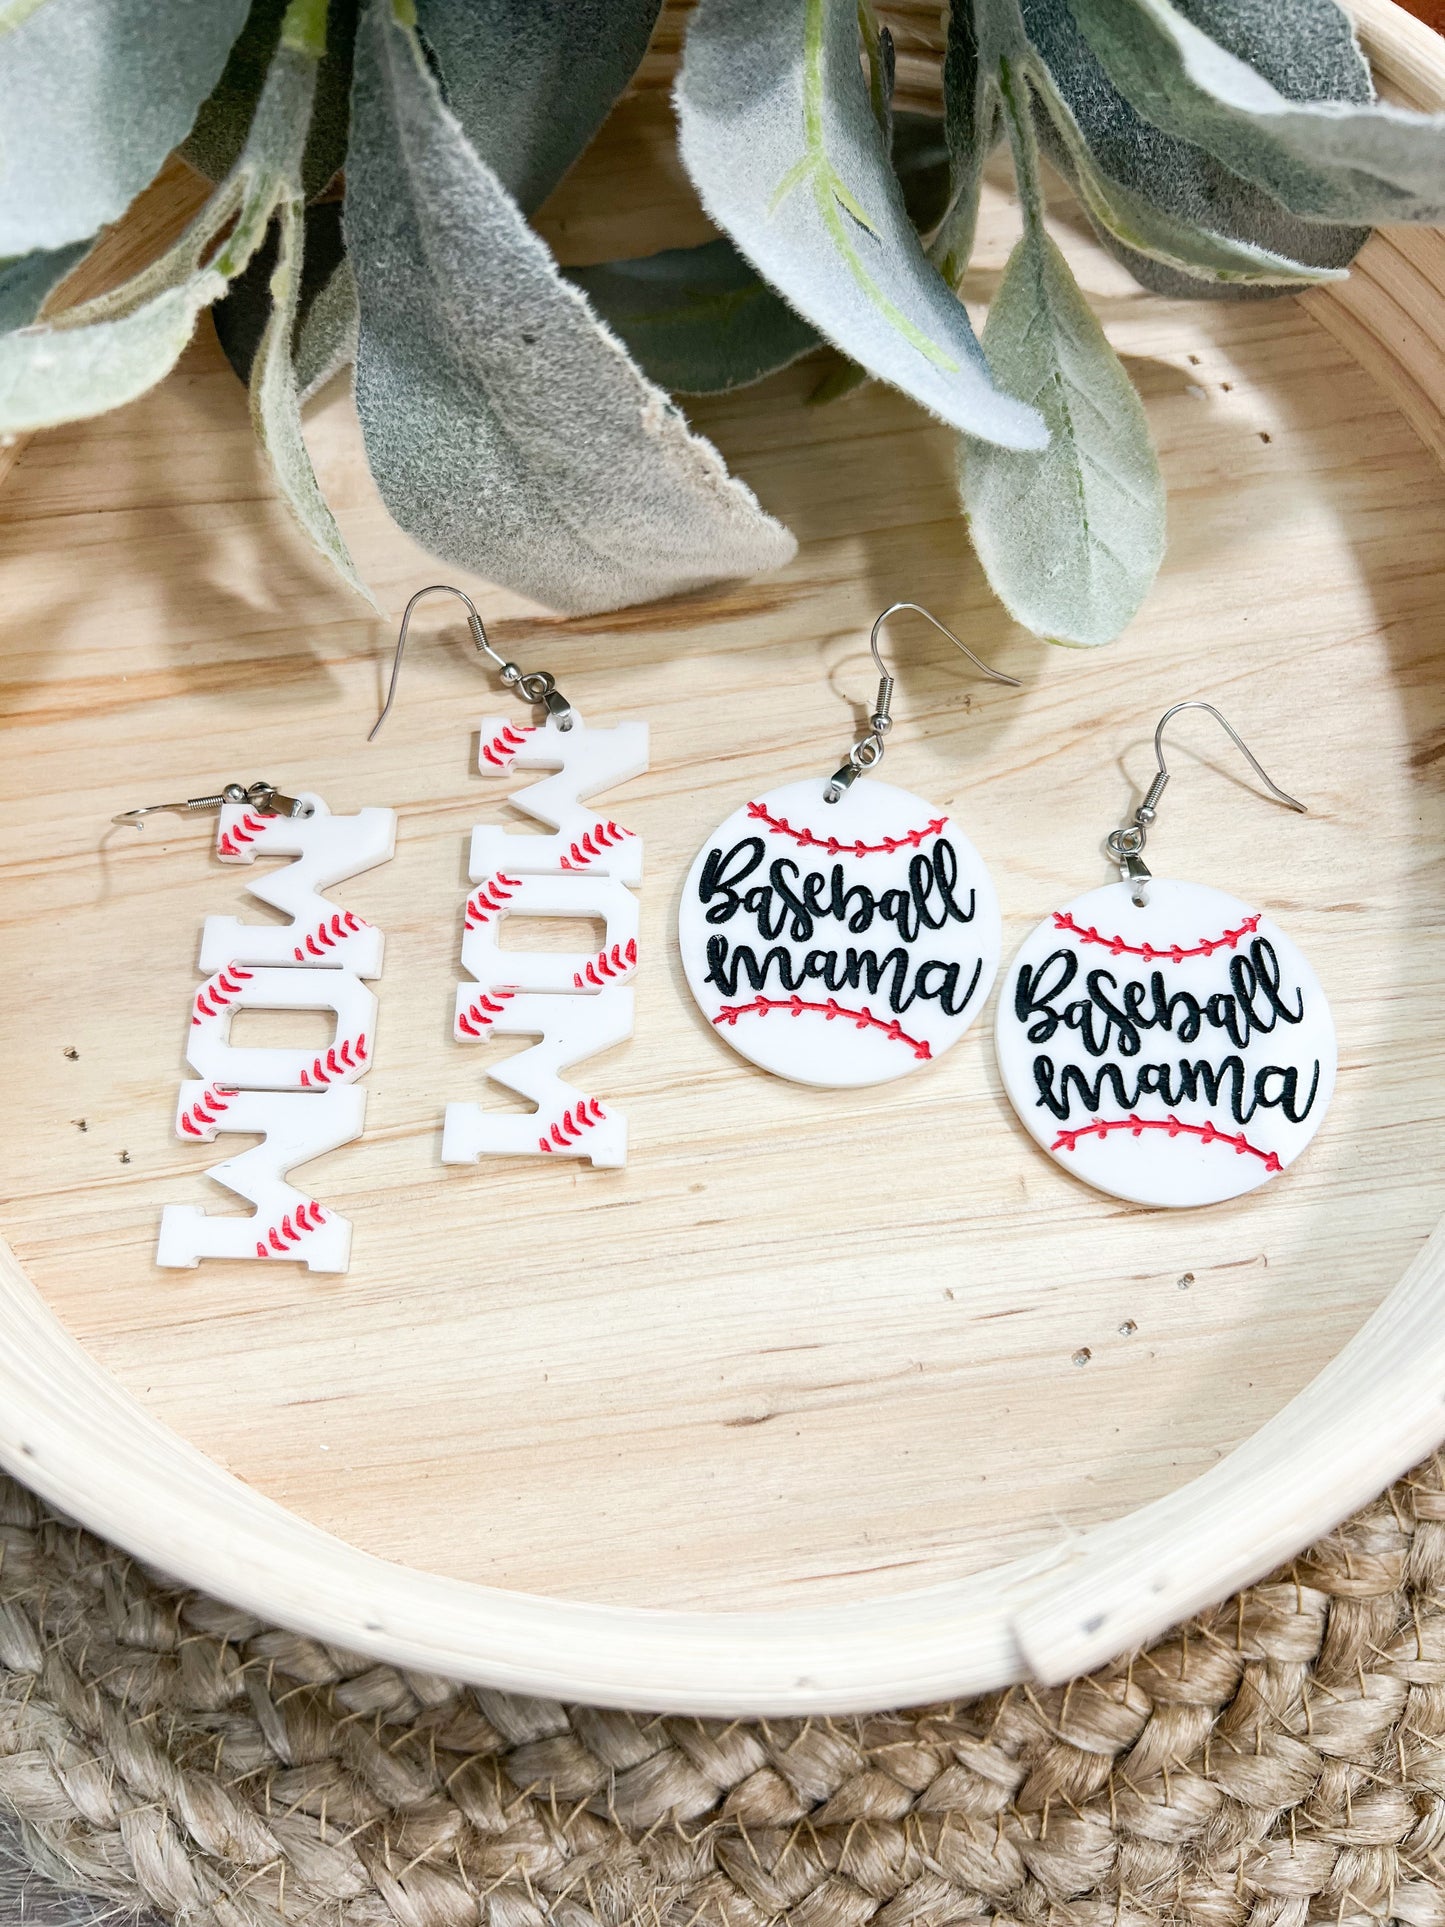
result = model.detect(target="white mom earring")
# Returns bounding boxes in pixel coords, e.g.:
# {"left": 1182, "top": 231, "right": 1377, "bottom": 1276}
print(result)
{"left": 995, "top": 703, "right": 1337, "bottom": 1208}
{"left": 113, "top": 778, "right": 397, "bottom": 1273}
{"left": 371, "top": 586, "right": 646, "bottom": 1168}
{"left": 678, "top": 602, "right": 1016, "bottom": 1088}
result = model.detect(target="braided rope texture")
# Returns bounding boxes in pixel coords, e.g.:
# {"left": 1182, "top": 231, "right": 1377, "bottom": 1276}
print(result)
{"left": 1, "top": 1463, "right": 1444, "bottom": 1927}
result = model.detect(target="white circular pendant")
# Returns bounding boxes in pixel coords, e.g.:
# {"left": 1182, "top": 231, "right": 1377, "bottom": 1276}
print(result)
{"left": 995, "top": 878, "right": 1336, "bottom": 1207}
{"left": 679, "top": 776, "right": 1000, "bottom": 1087}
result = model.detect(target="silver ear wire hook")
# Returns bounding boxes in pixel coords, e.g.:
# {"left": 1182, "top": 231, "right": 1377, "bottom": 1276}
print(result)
{"left": 368, "top": 583, "right": 573, "bottom": 741}
{"left": 823, "top": 600, "right": 1020, "bottom": 802}
{"left": 112, "top": 780, "right": 307, "bottom": 828}
{"left": 1107, "top": 699, "right": 1306, "bottom": 905}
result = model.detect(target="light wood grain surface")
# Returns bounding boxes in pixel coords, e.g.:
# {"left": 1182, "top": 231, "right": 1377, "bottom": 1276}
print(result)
{"left": 2, "top": 3, "right": 1444, "bottom": 1637}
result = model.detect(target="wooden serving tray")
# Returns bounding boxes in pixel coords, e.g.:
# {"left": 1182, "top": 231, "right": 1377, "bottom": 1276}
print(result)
{"left": 1, "top": 0, "right": 1443, "bottom": 1715}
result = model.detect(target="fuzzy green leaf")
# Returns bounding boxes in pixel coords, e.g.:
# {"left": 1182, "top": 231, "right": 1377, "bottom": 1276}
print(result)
{"left": 0, "top": 0, "right": 253, "bottom": 254}
{"left": 346, "top": 0, "right": 795, "bottom": 615}
{"left": 960, "top": 78, "right": 1164, "bottom": 648}
{"left": 213, "top": 199, "right": 355, "bottom": 400}
{"left": 251, "top": 198, "right": 375, "bottom": 606}
{"left": 567, "top": 240, "right": 819, "bottom": 394}
{"left": 1069, "top": 0, "right": 1445, "bottom": 224}
{"left": 935, "top": 0, "right": 999, "bottom": 282}
{"left": 676, "top": 0, "right": 1045, "bottom": 449}
{"left": 415, "top": 0, "right": 662, "bottom": 214}
{"left": 0, "top": 39, "right": 317, "bottom": 432}
{"left": 0, "top": 242, "right": 88, "bottom": 332}
{"left": 185, "top": 0, "right": 356, "bottom": 202}
{"left": 1023, "top": 0, "right": 1367, "bottom": 296}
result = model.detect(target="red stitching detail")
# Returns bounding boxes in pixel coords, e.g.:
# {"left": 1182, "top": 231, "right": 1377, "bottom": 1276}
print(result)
{"left": 191, "top": 964, "right": 254, "bottom": 1025}
{"left": 746, "top": 800, "right": 948, "bottom": 859}
{"left": 465, "top": 873, "right": 522, "bottom": 928}
{"left": 572, "top": 936, "right": 638, "bottom": 988}
{"left": 456, "top": 987, "right": 517, "bottom": 1037}
{"left": 537, "top": 1097, "right": 607, "bottom": 1153}
{"left": 713, "top": 995, "right": 932, "bottom": 1060}
{"left": 1051, "top": 1113, "right": 1283, "bottom": 1173}
{"left": 293, "top": 909, "right": 370, "bottom": 962}
{"left": 178, "top": 1084, "right": 238, "bottom": 1137}
{"left": 299, "top": 1034, "right": 367, "bottom": 1087}
{"left": 254, "top": 1200, "right": 328, "bottom": 1258}
{"left": 1052, "top": 909, "right": 1261, "bottom": 962}
{"left": 217, "top": 811, "right": 273, "bottom": 859}
{"left": 559, "top": 819, "right": 636, "bottom": 869}
{"left": 480, "top": 723, "right": 536, "bottom": 769}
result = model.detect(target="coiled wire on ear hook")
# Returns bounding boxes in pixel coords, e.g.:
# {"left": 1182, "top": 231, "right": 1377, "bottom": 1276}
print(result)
{"left": 368, "top": 584, "right": 573, "bottom": 741}
{"left": 823, "top": 601, "right": 1020, "bottom": 802}
{"left": 1108, "top": 700, "right": 1306, "bottom": 904}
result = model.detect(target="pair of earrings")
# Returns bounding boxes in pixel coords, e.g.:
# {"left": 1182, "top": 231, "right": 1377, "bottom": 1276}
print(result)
{"left": 119, "top": 591, "right": 1333, "bottom": 1275}
{"left": 678, "top": 606, "right": 1335, "bottom": 1212}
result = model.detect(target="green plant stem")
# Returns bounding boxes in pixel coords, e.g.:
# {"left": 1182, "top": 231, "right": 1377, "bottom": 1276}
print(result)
{"left": 282, "top": 0, "right": 329, "bottom": 57}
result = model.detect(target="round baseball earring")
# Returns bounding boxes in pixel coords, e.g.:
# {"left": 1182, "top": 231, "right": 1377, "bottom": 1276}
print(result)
{"left": 678, "top": 602, "right": 1018, "bottom": 1088}
{"left": 995, "top": 703, "right": 1337, "bottom": 1208}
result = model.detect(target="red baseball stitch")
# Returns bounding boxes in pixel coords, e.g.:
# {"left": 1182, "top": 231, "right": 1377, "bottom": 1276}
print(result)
{"left": 465, "top": 874, "right": 522, "bottom": 928}
{"left": 559, "top": 819, "right": 635, "bottom": 870}
{"left": 192, "top": 964, "right": 254, "bottom": 1024}
{"left": 299, "top": 1034, "right": 368, "bottom": 1086}
{"left": 480, "top": 723, "right": 536, "bottom": 769}
{"left": 538, "top": 1097, "right": 607, "bottom": 1153}
{"left": 1052, "top": 909, "right": 1261, "bottom": 962}
{"left": 293, "top": 909, "right": 371, "bottom": 961}
{"left": 572, "top": 937, "right": 638, "bottom": 988}
{"left": 746, "top": 799, "right": 948, "bottom": 859}
{"left": 714, "top": 995, "right": 932, "bottom": 1061}
{"left": 1051, "top": 1113, "right": 1282, "bottom": 1173}
{"left": 456, "top": 988, "right": 517, "bottom": 1037}
{"left": 178, "top": 1084, "right": 238, "bottom": 1138}
{"left": 217, "top": 811, "right": 273, "bottom": 859}
{"left": 254, "top": 1199, "right": 328, "bottom": 1258}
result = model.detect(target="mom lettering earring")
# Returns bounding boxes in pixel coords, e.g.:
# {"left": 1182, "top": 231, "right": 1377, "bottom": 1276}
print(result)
{"left": 995, "top": 703, "right": 1337, "bottom": 1208}
{"left": 678, "top": 602, "right": 1016, "bottom": 1088}
{"left": 372, "top": 586, "right": 646, "bottom": 1167}
{"left": 114, "top": 778, "right": 396, "bottom": 1273}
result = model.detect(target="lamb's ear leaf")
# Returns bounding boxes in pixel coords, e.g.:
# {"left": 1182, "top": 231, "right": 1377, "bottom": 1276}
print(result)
{"left": 935, "top": 0, "right": 999, "bottom": 283}
{"left": 675, "top": 0, "right": 1046, "bottom": 449}
{"left": 566, "top": 239, "right": 819, "bottom": 394}
{"left": 1068, "top": 0, "right": 1445, "bottom": 223}
{"left": 250, "top": 198, "right": 376, "bottom": 607}
{"left": 0, "top": 0, "right": 254, "bottom": 254}
{"left": 295, "top": 250, "right": 357, "bottom": 401}
{"left": 185, "top": 0, "right": 356, "bottom": 201}
{"left": 0, "top": 38, "right": 317, "bottom": 432}
{"left": 0, "top": 242, "right": 90, "bottom": 333}
{"left": 213, "top": 200, "right": 349, "bottom": 388}
{"left": 345, "top": 0, "right": 795, "bottom": 616}
{"left": 959, "top": 71, "right": 1164, "bottom": 648}
{"left": 413, "top": 0, "right": 663, "bottom": 213}
{"left": 1022, "top": 0, "right": 1367, "bottom": 296}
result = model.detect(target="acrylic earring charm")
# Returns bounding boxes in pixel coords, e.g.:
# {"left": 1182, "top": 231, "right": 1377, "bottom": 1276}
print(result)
{"left": 113, "top": 777, "right": 397, "bottom": 1273}
{"left": 995, "top": 703, "right": 1337, "bottom": 1208}
{"left": 678, "top": 602, "right": 1016, "bottom": 1088}
{"left": 371, "top": 586, "right": 646, "bottom": 1167}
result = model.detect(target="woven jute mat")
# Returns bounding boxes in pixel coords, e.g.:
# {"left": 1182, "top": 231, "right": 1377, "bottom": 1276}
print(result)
{"left": 1, "top": 1463, "right": 1443, "bottom": 1927}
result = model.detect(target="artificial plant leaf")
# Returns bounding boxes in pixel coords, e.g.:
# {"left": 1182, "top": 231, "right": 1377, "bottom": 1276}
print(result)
{"left": 294, "top": 250, "right": 357, "bottom": 400}
{"left": 251, "top": 197, "right": 375, "bottom": 605}
{"left": 414, "top": 0, "right": 663, "bottom": 213}
{"left": 960, "top": 81, "right": 1164, "bottom": 647}
{"left": 0, "top": 0, "right": 253, "bottom": 255}
{"left": 0, "top": 242, "right": 89, "bottom": 333}
{"left": 213, "top": 199, "right": 351, "bottom": 391}
{"left": 564, "top": 114, "right": 953, "bottom": 399}
{"left": 0, "top": 36, "right": 317, "bottom": 431}
{"left": 567, "top": 240, "right": 819, "bottom": 394}
{"left": 676, "top": 0, "right": 1046, "bottom": 449}
{"left": 185, "top": 0, "right": 358, "bottom": 202}
{"left": 935, "top": 0, "right": 999, "bottom": 283}
{"left": 346, "top": 0, "right": 795, "bottom": 614}
{"left": 1068, "top": 0, "right": 1445, "bottom": 224}
{"left": 1023, "top": 0, "right": 1366, "bottom": 295}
